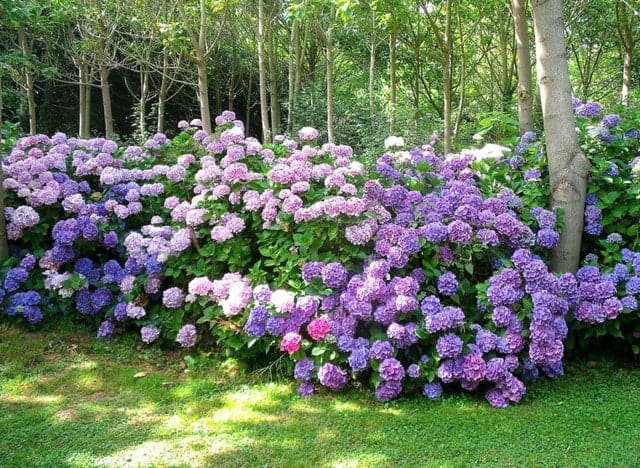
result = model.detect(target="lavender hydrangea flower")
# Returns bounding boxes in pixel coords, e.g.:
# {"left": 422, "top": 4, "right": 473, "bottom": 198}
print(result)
{"left": 141, "top": 325, "right": 161, "bottom": 344}
{"left": 162, "top": 287, "right": 185, "bottom": 309}
{"left": 176, "top": 324, "right": 197, "bottom": 347}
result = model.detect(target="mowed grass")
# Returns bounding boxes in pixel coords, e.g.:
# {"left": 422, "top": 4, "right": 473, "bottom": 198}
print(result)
{"left": 1, "top": 321, "right": 639, "bottom": 467}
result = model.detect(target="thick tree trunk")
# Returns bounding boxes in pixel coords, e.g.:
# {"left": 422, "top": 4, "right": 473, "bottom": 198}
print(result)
{"left": 532, "top": 0, "right": 590, "bottom": 273}
{"left": 512, "top": 0, "right": 534, "bottom": 134}
{"left": 257, "top": 0, "right": 271, "bottom": 142}
{"left": 99, "top": 65, "right": 114, "bottom": 138}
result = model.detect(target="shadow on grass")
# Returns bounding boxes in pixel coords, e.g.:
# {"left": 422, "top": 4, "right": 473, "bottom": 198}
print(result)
{"left": 1, "top": 323, "right": 640, "bottom": 466}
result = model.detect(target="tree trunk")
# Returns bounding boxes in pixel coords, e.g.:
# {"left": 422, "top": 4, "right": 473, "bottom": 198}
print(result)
{"left": 99, "top": 65, "right": 114, "bottom": 138}
{"left": 325, "top": 8, "right": 335, "bottom": 144}
{"left": 78, "top": 63, "right": 88, "bottom": 137}
{"left": 0, "top": 74, "right": 6, "bottom": 261}
{"left": 369, "top": 8, "right": 377, "bottom": 132}
{"left": 257, "top": 0, "right": 271, "bottom": 142}
{"left": 617, "top": 0, "right": 635, "bottom": 106}
{"left": 157, "top": 51, "right": 169, "bottom": 134}
{"left": 453, "top": 0, "right": 466, "bottom": 143}
{"left": 139, "top": 69, "right": 148, "bottom": 138}
{"left": 83, "top": 73, "right": 92, "bottom": 137}
{"left": 18, "top": 25, "right": 37, "bottom": 134}
{"left": 443, "top": 0, "right": 453, "bottom": 154}
{"left": 268, "top": 20, "right": 280, "bottom": 136}
{"left": 512, "top": 0, "right": 534, "bottom": 134}
{"left": 195, "top": 0, "right": 212, "bottom": 133}
{"left": 532, "top": 0, "right": 590, "bottom": 274}
{"left": 196, "top": 59, "right": 212, "bottom": 133}
{"left": 287, "top": 20, "right": 300, "bottom": 133}
{"left": 389, "top": 28, "right": 397, "bottom": 135}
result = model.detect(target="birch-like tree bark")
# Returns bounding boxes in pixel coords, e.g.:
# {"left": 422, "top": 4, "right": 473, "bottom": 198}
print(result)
{"left": 532, "top": 0, "right": 590, "bottom": 273}
{"left": 257, "top": 0, "right": 272, "bottom": 142}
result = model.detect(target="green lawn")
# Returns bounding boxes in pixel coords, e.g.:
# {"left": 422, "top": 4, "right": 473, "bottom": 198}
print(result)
{"left": 1, "top": 322, "right": 639, "bottom": 467}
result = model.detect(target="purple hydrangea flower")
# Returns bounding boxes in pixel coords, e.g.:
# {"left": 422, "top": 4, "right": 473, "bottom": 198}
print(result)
{"left": 317, "top": 363, "right": 348, "bottom": 391}
{"left": 375, "top": 380, "right": 402, "bottom": 402}
{"left": 437, "top": 271, "right": 458, "bottom": 296}
{"left": 141, "top": 325, "right": 161, "bottom": 344}
{"left": 436, "top": 333, "right": 464, "bottom": 358}
{"left": 176, "top": 324, "right": 197, "bottom": 347}
{"left": 422, "top": 382, "right": 443, "bottom": 400}
{"left": 379, "top": 358, "right": 405, "bottom": 381}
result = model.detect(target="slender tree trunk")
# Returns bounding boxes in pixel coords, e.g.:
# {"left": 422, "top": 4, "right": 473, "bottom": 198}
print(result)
{"left": 83, "top": 73, "right": 92, "bottom": 137}
{"left": 18, "top": 25, "right": 37, "bottom": 134}
{"left": 512, "top": 0, "right": 534, "bottom": 134}
{"left": 0, "top": 72, "right": 3, "bottom": 132}
{"left": 157, "top": 51, "right": 169, "bottom": 134}
{"left": 443, "top": 0, "right": 453, "bottom": 154}
{"left": 257, "top": 0, "right": 271, "bottom": 142}
{"left": 139, "top": 69, "right": 148, "bottom": 138}
{"left": 196, "top": 0, "right": 212, "bottom": 133}
{"left": 325, "top": 8, "right": 335, "bottom": 144}
{"left": 268, "top": 21, "right": 280, "bottom": 136}
{"left": 532, "top": 0, "right": 590, "bottom": 273}
{"left": 369, "top": 8, "right": 377, "bottom": 132}
{"left": 246, "top": 65, "right": 253, "bottom": 132}
{"left": 0, "top": 167, "right": 7, "bottom": 261}
{"left": 196, "top": 59, "right": 212, "bottom": 133}
{"left": 0, "top": 73, "right": 6, "bottom": 261}
{"left": 99, "top": 65, "right": 114, "bottom": 138}
{"left": 287, "top": 20, "right": 300, "bottom": 133}
{"left": 453, "top": 0, "right": 466, "bottom": 143}
{"left": 78, "top": 64, "right": 87, "bottom": 137}
{"left": 389, "top": 27, "right": 397, "bottom": 135}
{"left": 617, "top": 0, "right": 635, "bottom": 106}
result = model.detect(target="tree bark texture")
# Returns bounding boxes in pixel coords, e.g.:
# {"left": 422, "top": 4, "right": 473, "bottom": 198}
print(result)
{"left": 532, "top": 0, "right": 590, "bottom": 273}
{"left": 511, "top": 0, "right": 534, "bottom": 134}
{"left": 99, "top": 65, "right": 114, "bottom": 138}
{"left": 257, "top": 0, "right": 271, "bottom": 142}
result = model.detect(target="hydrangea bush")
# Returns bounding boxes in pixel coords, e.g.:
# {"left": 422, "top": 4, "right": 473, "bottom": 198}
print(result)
{"left": 2, "top": 104, "right": 639, "bottom": 406}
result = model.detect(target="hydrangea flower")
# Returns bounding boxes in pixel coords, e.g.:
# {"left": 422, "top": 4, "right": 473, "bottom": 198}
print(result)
{"left": 176, "top": 324, "right": 197, "bottom": 347}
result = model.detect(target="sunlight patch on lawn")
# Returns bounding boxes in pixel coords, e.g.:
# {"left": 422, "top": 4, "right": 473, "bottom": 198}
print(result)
{"left": 0, "top": 394, "right": 63, "bottom": 406}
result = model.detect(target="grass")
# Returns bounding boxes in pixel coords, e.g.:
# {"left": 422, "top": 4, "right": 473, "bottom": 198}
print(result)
{"left": 1, "top": 321, "right": 639, "bottom": 467}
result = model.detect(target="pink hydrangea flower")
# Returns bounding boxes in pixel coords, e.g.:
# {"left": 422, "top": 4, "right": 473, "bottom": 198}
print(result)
{"left": 280, "top": 332, "right": 302, "bottom": 355}
{"left": 307, "top": 316, "right": 331, "bottom": 340}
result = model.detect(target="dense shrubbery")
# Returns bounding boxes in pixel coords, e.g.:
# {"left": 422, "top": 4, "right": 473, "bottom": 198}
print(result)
{"left": 2, "top": 104, "right": 639, "bottom": 407}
